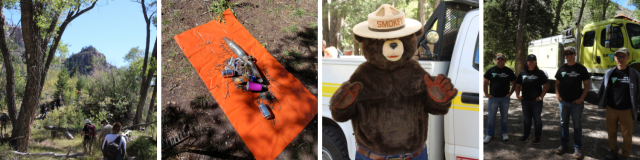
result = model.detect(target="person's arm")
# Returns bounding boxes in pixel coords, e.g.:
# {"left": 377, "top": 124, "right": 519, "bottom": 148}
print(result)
{"left": 573, "top": 79, "right": 590, "bottom": 104}
{"left": 483, "top": 78, "right": 492, "bottom": 98}
{"left": 122, "top": 139, "right": 127, "bottom": 157}
{"left": 102, "top": 136, "right": 108, "bottom": 150}
{"left": 538, "top": 83, "right": 548, "bottom": 101}
{"left": 515, "top": 84, "right": 523, "bottom": 99}
{"left": 555, "top": 80, "right": 562, "bottom": 101}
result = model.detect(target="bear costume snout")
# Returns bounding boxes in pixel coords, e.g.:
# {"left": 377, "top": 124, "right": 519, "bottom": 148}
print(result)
{"left": 354, "top": 28, "right": 423, "bottom": 70}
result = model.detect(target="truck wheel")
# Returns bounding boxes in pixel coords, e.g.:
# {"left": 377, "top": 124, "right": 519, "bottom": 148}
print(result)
{"left": 322, "top": 125, "right": 349, "bottom": 160}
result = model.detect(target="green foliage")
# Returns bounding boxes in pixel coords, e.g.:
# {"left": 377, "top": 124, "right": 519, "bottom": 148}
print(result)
{"left": 209, "top": 0, "right": 238, "bottom": 23}
{"left": 54, "top": 68, "right": 70, "bottom": 98}
{"left": 483, "top": 0, "right": 554, "bottom": 68}
{"left": 76, "top": 76, "right": 87, "bottom": 91}
{"left": 125, "top": 46, "right": 144, "bottom": 63}
{"left": 127, "top": 137, "right": 156, "bottom": 159}
{"left": 282, "top": 24, "right": 298, "bottom": 33}
{"left": 0, "top": 144, "right": 15, "bottom": 159}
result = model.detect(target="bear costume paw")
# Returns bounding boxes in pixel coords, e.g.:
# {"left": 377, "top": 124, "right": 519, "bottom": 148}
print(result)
{"left": 331, "top": 81, "right": 363, "bottom": 109}
{"left": 425, "top": 74, "right": 457, "bottom": 103}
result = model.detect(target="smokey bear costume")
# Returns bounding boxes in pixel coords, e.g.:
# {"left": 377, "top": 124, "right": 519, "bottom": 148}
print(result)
{"left": 329, "top": 4, "right": 458, "bottom": 158}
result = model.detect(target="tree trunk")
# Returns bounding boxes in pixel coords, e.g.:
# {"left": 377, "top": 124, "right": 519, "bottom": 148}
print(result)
{"left": 0, "top": 2, "right": 17, "bottom": 126}
{"left": 577, "top": 0, "right": 586, "bottom": 27}
{"left": 515, "top": 0, "right": 529, "bottom": 75}
{"left": 322, "top": 0, "right": 329, "bottom": 46}
{"left": 329, "top": 2, "right": 340, "bottom": 47}
{"left": 551, "top": 0, "right": 564, "bottom": 35}
{"left": 13, "top": 0, "right": 46, "bottom": 152}
{"left": 134, "top": 0, "right": 156, "bottom": 127}
{"left": 420, "top": 0, "right": 426, "bottom": 25}
{"left": 602, "top": 0, "right": 609, "bottom": 21}
{"left": 134, "top": 39, "right": 157, "bottom": 126}
{"left": 353, "top": 39, "right": 360, "bottom": 56}
{"left": 146, "top": 78, "right": 157, "bottom": 123}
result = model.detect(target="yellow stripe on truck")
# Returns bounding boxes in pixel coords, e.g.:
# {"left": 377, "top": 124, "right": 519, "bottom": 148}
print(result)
{"left": 322, "top": 82, "right": 341, "bottom": 97}
{"left": 322, "top": 82, "right": 479, "bottom": 111}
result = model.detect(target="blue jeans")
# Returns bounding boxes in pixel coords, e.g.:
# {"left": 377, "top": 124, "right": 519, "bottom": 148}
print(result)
{"left": 521, "top": 100, "right": 543, "bottom": 138}
{"left": 559, "top": 100, "right": 583, "bottom": 150}
{"left": 486, "top": 96, "right": 510, "bottom": 136}
{"left": 356, "top": 147, "right": 428, "bottom": 160}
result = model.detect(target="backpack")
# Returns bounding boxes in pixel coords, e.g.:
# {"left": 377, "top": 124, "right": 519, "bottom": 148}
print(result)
{"left": 103, "top": 136, "right": 123, "bottom": 160}
{"left": 88, "top": 125, "right": 97, "bottom": 137}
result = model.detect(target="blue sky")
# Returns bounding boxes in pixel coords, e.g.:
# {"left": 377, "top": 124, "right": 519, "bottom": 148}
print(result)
{"left": 618, "top": 0, "right": 637, "bottom": 10}
{"left": 3, "top": 0, "right": 157, "bottom": 68}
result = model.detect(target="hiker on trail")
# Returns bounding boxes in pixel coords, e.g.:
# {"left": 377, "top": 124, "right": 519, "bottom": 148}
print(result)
{"left": 78, "top": 90, "right": 82, "bottom": 101}
{"left": 54, "top": 95, "right": 63, "bottom": 110}
{"left": 597, "top": 48, "right": 640, "bottom": 160}
{"left": 515, "top": 54, "right": 548, "bottom": 145}
{"left": 102, "top": 122, "right": 126, "bottom": 160}
{"left": 99, "top": 119, "right": 113, "bottom": 144}
{"left": 483, "top": 53, "right": 516, "bottom": 143}
{"left": 554, "top": 46, "right": 589, "bottom": 159}
{"left": 81, "top": 119, "right": 97, "bottom": 155}
{"left": 39, "top": 104, "right": 48, "bottom": 119}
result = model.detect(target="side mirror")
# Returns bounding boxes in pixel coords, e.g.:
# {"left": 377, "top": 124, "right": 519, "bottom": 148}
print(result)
{"left": 426, "top": 30, "right": 439, "bottom": 44}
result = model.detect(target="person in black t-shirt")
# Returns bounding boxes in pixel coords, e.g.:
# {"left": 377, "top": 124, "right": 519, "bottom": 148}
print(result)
{"left": 597, "top": 48, "right": 640, "bottom": 160}
{"left": 54, "top": 96, "right": 63, "bottom": 110}
{"left": 483, "top": 53, "right": 516, "bottom": 143}
{"left": 515, "top": 54, "right": 548, "bottom": 145}
{"left": 553, "top": 46, "right": 589, "bottom": 158}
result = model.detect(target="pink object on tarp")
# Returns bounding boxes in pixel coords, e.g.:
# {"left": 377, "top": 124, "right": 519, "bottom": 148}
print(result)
{"left": 173, "top": 9, "right": 317, "bottom": 160}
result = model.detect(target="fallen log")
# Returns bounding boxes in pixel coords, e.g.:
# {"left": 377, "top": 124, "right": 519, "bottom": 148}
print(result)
{"left": 123, "top": 121, "right": 156, "bottom": 130}
{"left": 0, "top": 136, "right": 24, "bottom": 144}
{"left": 43, "top": 126, "right": 82, "bottom": 133}
{"left": 11, "top": 151, "right": 84, "bottom": 158}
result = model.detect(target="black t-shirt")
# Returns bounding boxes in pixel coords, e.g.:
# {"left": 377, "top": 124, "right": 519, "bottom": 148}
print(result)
{"left": 607, "top": 68, "right": 632, "bottom": 110}
{"left": 83, "top": 124, "right": 90, "bottom": 140}
{"left": 484, "top": 66, "right": 516, "bottom": 97}
{"left": 555, "top": 63, "right": 590, "bottom": 102}
{"left": 516, "top": 69, "right": 548, "bottom": 101}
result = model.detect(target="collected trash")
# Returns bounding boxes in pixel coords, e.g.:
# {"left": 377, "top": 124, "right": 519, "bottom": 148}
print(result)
{"left": 221, "top": 37, "right": 273, "bottom": 120}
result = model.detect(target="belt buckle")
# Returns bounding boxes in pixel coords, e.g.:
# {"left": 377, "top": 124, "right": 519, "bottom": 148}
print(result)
{"left": 389, "top": 155, "right": 411, "bottom": 160}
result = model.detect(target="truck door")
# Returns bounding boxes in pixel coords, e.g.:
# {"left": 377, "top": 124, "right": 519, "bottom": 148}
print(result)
{"left": 442, "top": 11, "right": 480, "bottom": 160}
{"left": 596, "top": 25, "right": 626, "bottom": 70}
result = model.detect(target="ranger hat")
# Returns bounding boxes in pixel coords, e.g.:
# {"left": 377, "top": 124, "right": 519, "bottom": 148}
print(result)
{"left": 84, "top": 119, "right": 91, "bottom": 124}
{"left": 526, "top": 54, "right": 537, "bottom": 61}
{"left": 352, "top": 4, "right": 422, "bottom": 39}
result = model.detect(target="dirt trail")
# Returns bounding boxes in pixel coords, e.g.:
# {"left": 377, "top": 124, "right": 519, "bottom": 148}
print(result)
{"left": 483, "top": 92, "right": 640, "bottom": 160}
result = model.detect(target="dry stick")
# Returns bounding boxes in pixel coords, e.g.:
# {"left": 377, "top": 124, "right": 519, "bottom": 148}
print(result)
{"left": 161, "top": 135, "right": 190, "bottom": 153}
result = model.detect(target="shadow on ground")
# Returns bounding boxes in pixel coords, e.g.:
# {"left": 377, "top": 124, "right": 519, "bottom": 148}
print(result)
{"left": 483, "top": 92, "right": 640, "bottom": 160}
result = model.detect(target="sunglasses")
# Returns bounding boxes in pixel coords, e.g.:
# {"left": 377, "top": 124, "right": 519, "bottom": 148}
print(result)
{"left": 496, "top": 58, "right": 506, "bottom": 61}
{"left": 615, "top": 55, "right": 628, "bottom": 59}
{"left": 563, "top": 51, "right": 575, "bottom": 55}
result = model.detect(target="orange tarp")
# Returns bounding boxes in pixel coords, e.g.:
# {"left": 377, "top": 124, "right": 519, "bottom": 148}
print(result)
{"left": 174, "top": 9, "right": 318, "bottom": 160}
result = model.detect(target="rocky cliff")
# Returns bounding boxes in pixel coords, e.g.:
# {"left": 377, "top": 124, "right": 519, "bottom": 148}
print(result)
{"left": 64, "top": 46, "right": 115, "bottom": 75}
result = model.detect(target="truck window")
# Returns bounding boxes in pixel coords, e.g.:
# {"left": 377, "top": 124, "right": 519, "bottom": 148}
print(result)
{"left": 473, "top": 35, "right": 479, "bottom": 70}
{"left": 626, "top": 23, "right": 640, "bottom": 49}
{"left": 583, "top": 31, "right": 595, "bottom": 47}
{"left": 600, "top": 26, "right": 624, "bottom": 48}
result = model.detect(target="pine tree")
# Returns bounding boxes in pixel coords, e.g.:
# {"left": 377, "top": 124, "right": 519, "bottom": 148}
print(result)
{"left": 54, "top": 69, "right": 70, "bottom": 98}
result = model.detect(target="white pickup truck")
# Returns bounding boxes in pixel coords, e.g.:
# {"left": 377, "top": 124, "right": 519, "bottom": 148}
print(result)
{"left": 321, "top": 1, "right": 480, "bottom": 160}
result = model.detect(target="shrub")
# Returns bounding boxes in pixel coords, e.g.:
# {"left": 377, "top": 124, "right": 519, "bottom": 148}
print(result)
{"left": 127, "top": 136, "right": 156, "bottom": 159}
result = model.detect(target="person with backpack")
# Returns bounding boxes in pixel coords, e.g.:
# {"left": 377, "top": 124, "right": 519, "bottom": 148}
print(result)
{"left": 102, "top": 122, "right": 126, "bottom": 160}
{"left": 81, "top": 119, "right": 97, "bottom": 155}
{"left": 99, "top": 120, "right": 113, "bottom": 144}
